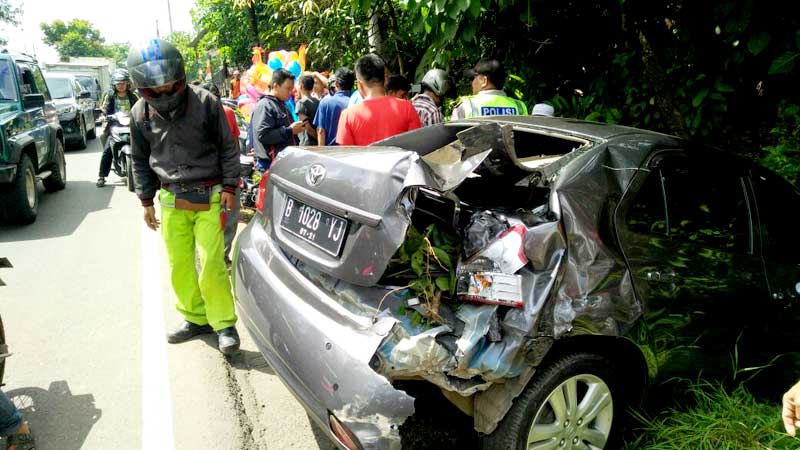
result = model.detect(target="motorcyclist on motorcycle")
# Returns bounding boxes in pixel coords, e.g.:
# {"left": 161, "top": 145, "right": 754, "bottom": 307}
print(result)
{"left": 96, "top": 69, "right": 139, "bottom": 188}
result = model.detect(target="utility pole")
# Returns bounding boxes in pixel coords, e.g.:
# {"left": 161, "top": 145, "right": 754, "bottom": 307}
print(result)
{"left": 166, "top": 0, "right": 174, "bottom": 35}
{"left": 156, "top": 19, "right": 160, "bottom": 39}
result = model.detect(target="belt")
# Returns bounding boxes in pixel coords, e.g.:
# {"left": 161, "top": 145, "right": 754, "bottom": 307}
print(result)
{"left": 161, "top": 179, "right": 222, "bottom": 194}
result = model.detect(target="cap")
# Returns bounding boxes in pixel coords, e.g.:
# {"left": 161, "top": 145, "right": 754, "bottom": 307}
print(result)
{"left": 532, "top": 103, "right": 555, "bottom": 117}
{"left": 463, "top": 59, "right": 506, "bottom": 89}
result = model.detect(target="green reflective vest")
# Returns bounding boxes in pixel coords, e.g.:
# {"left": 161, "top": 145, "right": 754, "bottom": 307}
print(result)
{"left": 458, "top": 92, "right": 529, "bottom": 118}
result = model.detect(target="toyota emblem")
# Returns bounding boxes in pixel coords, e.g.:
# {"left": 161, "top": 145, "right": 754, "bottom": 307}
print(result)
{"left": 306, "top": 164, "right": 326, "bottom": 186}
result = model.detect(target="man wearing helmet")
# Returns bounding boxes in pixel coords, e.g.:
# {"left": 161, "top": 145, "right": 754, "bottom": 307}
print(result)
{"left": 412, "top": 68, "right": 450, "bottom": 127}
{"left": 128, "top": 39, "right": 241, "bottom": 355}
{"left": 96, "top": 68, "right": 138, "bottom": 187}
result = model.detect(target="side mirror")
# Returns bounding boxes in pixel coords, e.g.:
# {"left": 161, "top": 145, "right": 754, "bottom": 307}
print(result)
{"left": 23, "top": 93, "right": 45, "bottom": 109}
{"left": 79, "top": 91, "right": 91, "bottom": 99}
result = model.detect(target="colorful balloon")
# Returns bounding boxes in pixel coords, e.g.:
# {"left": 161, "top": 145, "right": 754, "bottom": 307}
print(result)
{"left": 287, "top": 61, "right": 302, "bottom": 79}
{"left": 238, "top": 45, "right": 309, "bottom": 122}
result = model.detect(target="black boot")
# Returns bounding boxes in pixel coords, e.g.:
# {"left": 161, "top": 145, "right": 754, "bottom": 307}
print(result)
{"left": 167, "top": 320, "right": 214, "bottom": 344}
{"left": 217, "top": 327, "right": 240, "bottom": 355}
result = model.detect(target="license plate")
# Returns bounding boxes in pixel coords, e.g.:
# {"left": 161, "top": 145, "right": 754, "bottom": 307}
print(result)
{"left": 280, "top": 196, "right": 349, "bottom": 257}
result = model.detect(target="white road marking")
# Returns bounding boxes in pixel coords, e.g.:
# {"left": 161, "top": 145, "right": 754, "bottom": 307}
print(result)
{"left": 141, "top": 223, "right": 176, "bottom": 450}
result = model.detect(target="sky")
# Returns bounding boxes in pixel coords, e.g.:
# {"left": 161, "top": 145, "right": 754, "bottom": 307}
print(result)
{"left": 1, "top": 0, "right": 196, "bottom": 63}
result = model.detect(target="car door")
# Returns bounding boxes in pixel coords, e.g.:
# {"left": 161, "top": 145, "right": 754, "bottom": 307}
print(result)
{"left": 749, "top": 169, "right": 800, "bottom": 351}
{"left": 15, "top": 62, "right": 48, "bottom": 167}
{"left": 616, "top": 150, "right": 769, "bottom": 381}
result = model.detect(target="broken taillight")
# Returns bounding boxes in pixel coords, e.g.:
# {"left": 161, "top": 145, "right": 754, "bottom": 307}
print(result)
{"left": 329, "top": 413, "right": 362, "bottom": 450}
{"left": 255, "top": 170, "right": 270, "bottom": 211}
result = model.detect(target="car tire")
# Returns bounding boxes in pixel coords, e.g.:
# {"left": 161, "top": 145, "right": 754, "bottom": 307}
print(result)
{"left": 43, "top": 139, "right": 67, "bottom": 193}
{"left": 2, "top": 154, "right": 39, "bottom": 225}
{"left": 126, "top": 155, "right": 134, "bottom": 193}
{"left": 76, "top": 119, "right": 87, "bottom": 149}
{"left": 481, "top": 352, "right": 624, "bottom": 450}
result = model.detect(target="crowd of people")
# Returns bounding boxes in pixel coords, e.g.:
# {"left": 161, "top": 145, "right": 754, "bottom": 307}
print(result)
{"left": 244, "top": 52, "right": 544, "bottom": 166}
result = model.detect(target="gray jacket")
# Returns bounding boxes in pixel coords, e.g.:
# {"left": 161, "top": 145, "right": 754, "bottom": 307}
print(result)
{"left": 250, "top": 94, "right": 297, "bottom": 161}
{"left": 131, "top": 85, "right": 240, "bottom": 204}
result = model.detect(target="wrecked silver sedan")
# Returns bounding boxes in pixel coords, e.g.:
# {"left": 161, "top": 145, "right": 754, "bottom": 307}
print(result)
{"left": 233, "top": 117, "right": 800, "bottom": 449}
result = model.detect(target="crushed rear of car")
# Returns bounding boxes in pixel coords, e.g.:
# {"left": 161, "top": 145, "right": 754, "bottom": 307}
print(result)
{"left": 233, "top": 117, "right": 674, "bottom": 449}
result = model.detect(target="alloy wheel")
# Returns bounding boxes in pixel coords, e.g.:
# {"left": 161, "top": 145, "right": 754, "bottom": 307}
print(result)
{"left": 24, "top": 165, "right": 35, "bottom": 209}
{"left": 57, "top": 146, "right": 66, "bottom": 181}
{"left": 526, "top": 374, "right": 613, "bottom": 450}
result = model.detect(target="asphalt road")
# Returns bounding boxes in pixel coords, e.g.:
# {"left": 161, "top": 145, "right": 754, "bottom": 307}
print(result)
{"left": 0, "top": 136, "right": 336, "bottom": 450}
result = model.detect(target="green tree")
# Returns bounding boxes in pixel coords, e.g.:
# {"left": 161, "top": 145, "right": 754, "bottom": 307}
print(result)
{"left": 164, "top": 31, "right": 203, "bottom": 80}
{"left": 40, "top": 19, "right": 108, "bottom": 61}
{"left": 105, "top": 42, "right": 130, "bottom": 67}
{"left": 0, "top": 0, "right": 21, "bottom": 46}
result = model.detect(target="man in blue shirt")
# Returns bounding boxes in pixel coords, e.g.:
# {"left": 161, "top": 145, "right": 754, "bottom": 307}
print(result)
{"left": 313, "top": 67, "right": 354, "bottom": 146}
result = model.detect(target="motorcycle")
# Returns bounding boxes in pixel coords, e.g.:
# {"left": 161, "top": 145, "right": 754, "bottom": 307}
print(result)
{"left": 105, "top": 111, "right": 134, "bottom": 192}
{"left": 238, "top": 154, "right": 263, "bottom": 208}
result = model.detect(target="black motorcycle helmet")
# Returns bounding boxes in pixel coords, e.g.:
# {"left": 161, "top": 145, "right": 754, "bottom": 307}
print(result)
{"left": 127, "top": 39, "right": 187, "bottom": 113}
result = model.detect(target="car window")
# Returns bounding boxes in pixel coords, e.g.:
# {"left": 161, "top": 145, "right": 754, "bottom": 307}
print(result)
{"left": 626, "top": 169, "right": 668, "bottom": 236}
{"left": 46, "top": 78, "right": 74, "bottom": 99}
{"left": 0, "top": 59, "right": 18, "bottom": 101}
{"left": 661, "top": 162, "right": 751, "bottom": 253}
{"left": 752, "top": 171, "right": 800, "bottom": 262}
{"left": 73, "top": 80, "right": 82, "bottom": 97}
{"left": 31, "top": 65, "right": 50, "bottom": 100}
{"left": 76, "top": 77, "right": 93, "bottom": 91}
{"left": 16, "top": 63, "right": 36, "bottom": 96}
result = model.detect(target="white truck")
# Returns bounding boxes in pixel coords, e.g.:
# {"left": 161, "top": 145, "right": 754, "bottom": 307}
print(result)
{"left": 42, "top": 57, "right": 116, "bottom": 120}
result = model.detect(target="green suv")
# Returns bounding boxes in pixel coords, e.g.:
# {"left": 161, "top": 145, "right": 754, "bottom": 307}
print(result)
{"left": 0, "top": 51, "right": 66, "bottom": 225}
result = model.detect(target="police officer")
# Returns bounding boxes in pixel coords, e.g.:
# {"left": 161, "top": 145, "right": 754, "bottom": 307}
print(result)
{"left": 128, "top": 39, "right": 241, "bottom": 355}
{"left": 451, "top": 58, "right": 528, "bottom": 120}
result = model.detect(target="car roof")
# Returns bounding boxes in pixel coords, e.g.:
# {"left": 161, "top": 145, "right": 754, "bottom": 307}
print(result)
{"left": 0, "top": 51, "right": 36, "bottom": 64}
{"left": 44, "top": 73, "right": 78, "bottom": 80}
{"left": 462, "top": 115, "right": 679, "bottom": 142}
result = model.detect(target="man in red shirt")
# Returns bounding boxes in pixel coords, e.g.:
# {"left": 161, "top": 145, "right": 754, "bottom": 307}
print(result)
{"left": 336, "top": 54, "right": 421, "bottom": 146}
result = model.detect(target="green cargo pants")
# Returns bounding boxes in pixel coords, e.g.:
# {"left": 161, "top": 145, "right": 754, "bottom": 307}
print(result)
{"left": 159, "top": 188, "right": 237, "bottom": 331}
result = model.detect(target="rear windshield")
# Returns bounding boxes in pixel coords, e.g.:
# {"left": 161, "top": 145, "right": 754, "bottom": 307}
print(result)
{"left": 0, "top": 60, "right": 18, "bottom": 102}
{"left": 76, "top": 77, "right": 94, "bottom": 91}
{"left": 46, "top": 77, "right": 73, "bottom": 99}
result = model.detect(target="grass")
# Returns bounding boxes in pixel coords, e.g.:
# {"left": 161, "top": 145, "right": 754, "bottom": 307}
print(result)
{"left": 622, "top": 381, "right": 799, "bottom": 450}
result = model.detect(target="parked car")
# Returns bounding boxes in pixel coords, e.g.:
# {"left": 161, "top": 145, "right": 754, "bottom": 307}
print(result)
{"left": 0, "top": 51, "right": 66, "bottom": 225}
{"left": 44, "top": 73, "right": 96, "bottom": 149}
{"left": 233, "top": 116, "right": 800, "bottom": 450}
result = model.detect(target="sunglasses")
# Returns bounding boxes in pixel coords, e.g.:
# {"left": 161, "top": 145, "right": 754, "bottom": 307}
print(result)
{"left": 140, "top": 79, "right": 185, "bottom": 99}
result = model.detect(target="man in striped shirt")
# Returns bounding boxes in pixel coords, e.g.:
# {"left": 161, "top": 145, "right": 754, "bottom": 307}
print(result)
{"left": 412, "top": 69, "right": 449, "bottom": 127}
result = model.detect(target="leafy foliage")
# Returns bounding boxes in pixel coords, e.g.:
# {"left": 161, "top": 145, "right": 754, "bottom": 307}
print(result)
{"left": 105, "top": 42, "right": 130, "bottom": 67}
{"left": 385, "top": 223, "right": 459, "bottom": 321}
{"left": 39, "top": 19, "right": 130, "bottom": 65}
{"left": 193, "top": 0, "right": 256, "bottom": 70}
{"left": 0, "top": 0, "right": 20, "bottom": 46}
{"left": 41, "top": 19, "right": 108, "bottom": 61}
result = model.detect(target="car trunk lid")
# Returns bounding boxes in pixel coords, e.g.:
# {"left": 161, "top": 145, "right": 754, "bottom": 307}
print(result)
{"left": 264, "top": 146, "right": 431, "bottom": 286}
